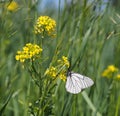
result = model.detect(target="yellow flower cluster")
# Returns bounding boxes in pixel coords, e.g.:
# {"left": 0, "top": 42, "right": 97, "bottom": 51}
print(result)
{"left": 45, "top": 66, "right": 57, "bottom": 78}
{"left": 116, "top": 74, "right": 120, "bottom": 79}
{"left": 45, "top": 56, "right": 69, "bottom": 81}
{"left": 59, "top": 73, "right": 66, "bottom": 82}
{"left": 7, "top": 1, "right": 18, "bottom": 11}
{"left": 34, "top": 16, "right": 56, "bottom": 38}
{"left": 57, "top": 56, "right": 70, "bottom": 68}
{"left": 102, "top": 65, "right": 120, "bottom": 80}
{"left": 15, "top": 43, "right": 42, "bottom": 63}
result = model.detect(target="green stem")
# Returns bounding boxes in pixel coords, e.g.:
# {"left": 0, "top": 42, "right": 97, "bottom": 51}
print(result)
{"left": 82, "top": 91, "right": 102, "bottom": 116}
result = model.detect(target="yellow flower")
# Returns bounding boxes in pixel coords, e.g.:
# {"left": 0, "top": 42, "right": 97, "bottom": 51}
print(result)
{"left": 34, "top": 16, "right": 56, "bottom": 38}
{"left": 45, "top": 66, "right": 67, "bottom": 81}
{"left": 107, "top": 65, "right": 118, "bottom": 72}
{"left": 59, "top": 73, "right": 66, "bottom": 82}
{"left": 116, "top": 74, "right": 120, "bottom": 80}
{"left": 102, "top": 65, "right": 118, "bottom": 78}
{"left": 102, "top": 69, "right": 112, "bottom": 78}
{"left": 7, "top": 1, "right": 18, "bottom": 11}
{"left": 45, "top": 56, "right": 69, "bottom": 81}
{"left": 57, "top": 56, "right": 70, "bottom": 68}
{"left": 15, "top": 43, "right": 42, "bottom": 63}
{"left": 45, "top": 66, "right": 57, "bottom": 78}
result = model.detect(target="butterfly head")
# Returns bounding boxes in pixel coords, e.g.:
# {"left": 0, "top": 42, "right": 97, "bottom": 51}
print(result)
{"left": 67, "top": 70, "right": 72, "bottom": 77}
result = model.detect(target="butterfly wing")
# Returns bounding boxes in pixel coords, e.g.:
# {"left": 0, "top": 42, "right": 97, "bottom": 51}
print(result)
{"left": 65, "top": 72, "right": 94, "bottom": 94}
{"left": 66, "top": 74, "right": 82, "bottom": 94}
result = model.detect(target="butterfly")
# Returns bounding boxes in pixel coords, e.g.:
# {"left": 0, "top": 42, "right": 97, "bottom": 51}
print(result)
{"left": 65, "top": 71, "right": 94, "bottom": 94}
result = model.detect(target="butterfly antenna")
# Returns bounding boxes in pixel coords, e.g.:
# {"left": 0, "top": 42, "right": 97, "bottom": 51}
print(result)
{"left": 68, "top": 55, "right": 72, "bottom": 71}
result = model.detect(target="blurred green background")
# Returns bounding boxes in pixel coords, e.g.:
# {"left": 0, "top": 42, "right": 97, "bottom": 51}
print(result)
{"left": 0, "top": 0, "right": 120, "bottom": 116}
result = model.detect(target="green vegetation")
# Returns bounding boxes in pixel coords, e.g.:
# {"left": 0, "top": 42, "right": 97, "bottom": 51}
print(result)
{"left": 0, "top": 0, "right": 120, "bottom": 116}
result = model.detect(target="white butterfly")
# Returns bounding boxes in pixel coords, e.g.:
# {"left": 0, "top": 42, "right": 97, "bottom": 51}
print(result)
{"left": 65, "top": 71, "right": 94, "bottom": 94}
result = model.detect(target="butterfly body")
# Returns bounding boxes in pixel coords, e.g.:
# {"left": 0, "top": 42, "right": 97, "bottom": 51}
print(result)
{"left": 65, "top": 72, "right": 94, "bottom": 94}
